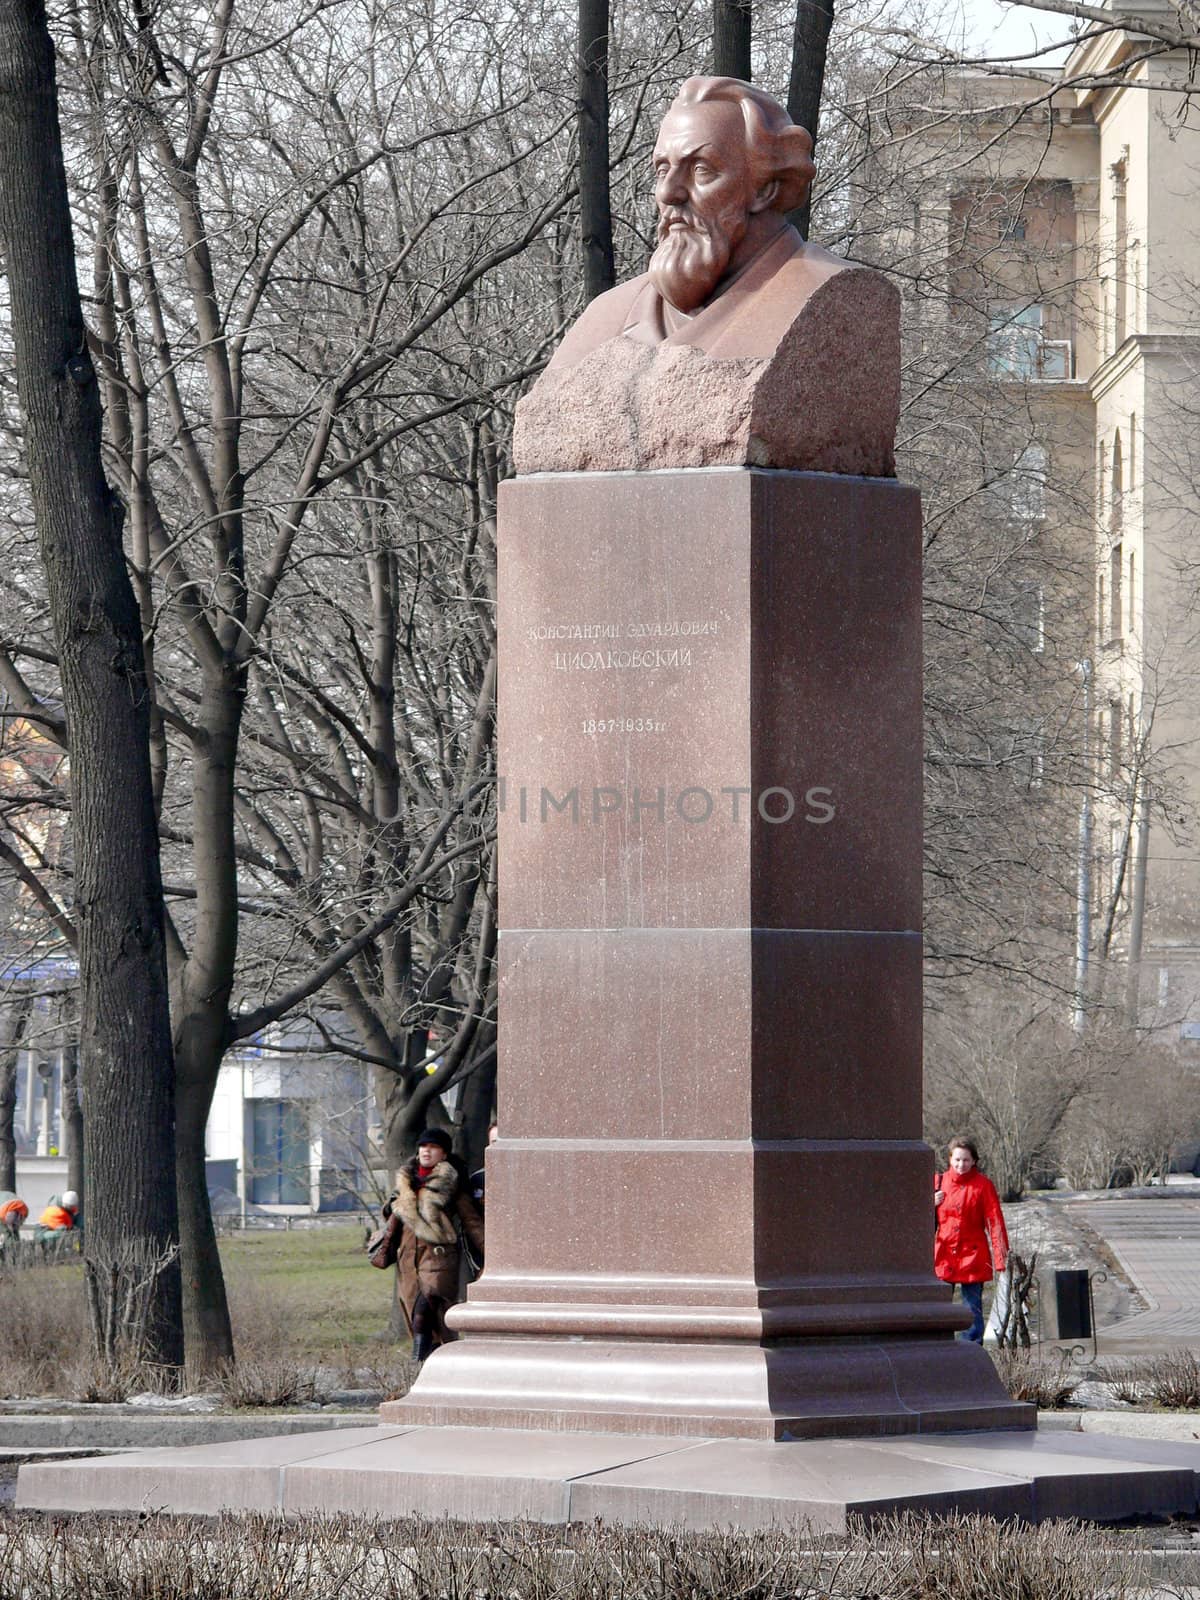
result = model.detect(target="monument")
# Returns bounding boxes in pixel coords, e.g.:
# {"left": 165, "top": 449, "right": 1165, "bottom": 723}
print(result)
{"left": 19, "top": 77, "right": 1200, "bottom": 1528}
{"left": 389, "top": 75, "right": 1030, "bottom": 1439}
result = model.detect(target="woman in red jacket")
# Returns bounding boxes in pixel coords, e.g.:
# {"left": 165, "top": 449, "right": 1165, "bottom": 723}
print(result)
{"left": 933, "top": 1137, "right": 1008, "bottom": 1342}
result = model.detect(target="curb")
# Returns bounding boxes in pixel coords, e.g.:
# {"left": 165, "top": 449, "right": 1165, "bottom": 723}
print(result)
{"left": 0, "top": 1412, "right": 372, "bottom": 1450}
{"left": 1039, "top": 1410, "right": 1200, "bottom": 1441}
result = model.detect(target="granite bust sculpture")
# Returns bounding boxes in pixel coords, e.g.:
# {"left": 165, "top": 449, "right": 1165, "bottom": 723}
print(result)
{"left": 513, "top": 76, "right": 899, "bottom": 477}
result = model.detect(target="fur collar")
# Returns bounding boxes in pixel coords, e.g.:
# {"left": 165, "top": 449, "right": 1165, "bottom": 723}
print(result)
{"left": 393, "top": 1159, "right": 459, "bottom": 1244}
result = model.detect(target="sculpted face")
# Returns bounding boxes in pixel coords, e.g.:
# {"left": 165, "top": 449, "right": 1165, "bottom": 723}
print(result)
{"left": 649, "top": 100, "right": 759, "bottom": 314}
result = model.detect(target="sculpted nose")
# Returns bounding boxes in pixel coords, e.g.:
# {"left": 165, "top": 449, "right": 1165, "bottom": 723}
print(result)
{"left": 655, "top": 164, "right": 687, "bottom": 207}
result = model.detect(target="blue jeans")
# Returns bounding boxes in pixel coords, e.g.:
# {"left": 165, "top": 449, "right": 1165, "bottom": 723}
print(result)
{"left": 956, "top": 1281, "right": 985, "bottom": 1342}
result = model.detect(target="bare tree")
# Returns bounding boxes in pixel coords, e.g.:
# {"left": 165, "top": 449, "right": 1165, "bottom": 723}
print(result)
{"left": 0, "top": 992, "right": 33, "bottom": 1192}
{"left": 0, "top": 0, "right": 181, "bottom": 1367}
{"left": 787, "top": 0, "right": 835, "bottom": 236}
{"left": 713, "top": 0, "right": 751, "bottom": 77}
{"left": 580, "top": 0, "right": 616, "bottom": 299}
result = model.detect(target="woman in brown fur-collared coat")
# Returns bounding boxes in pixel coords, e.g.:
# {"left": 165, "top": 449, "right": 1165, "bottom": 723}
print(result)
{"left": 386, "top": 1127, "right": 485, "bottom": 1362}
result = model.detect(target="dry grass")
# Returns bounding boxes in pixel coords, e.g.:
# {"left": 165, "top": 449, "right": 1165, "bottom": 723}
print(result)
{"left": 0, "top": 1230, "right": 413, "bottom": 1404}
{"left": 0, "top": 1510, "right": 1149, "bottom": 1599}
{"left": 990, "top": 1347, "right": 1080, "bottom": 1408}
{"left": 0, "top": 1259, "right": 90, "bottom": 1400}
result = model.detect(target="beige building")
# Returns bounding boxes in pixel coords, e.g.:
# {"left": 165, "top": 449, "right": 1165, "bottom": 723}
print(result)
{"left": 874, "top": 5, "right": 1200, "bottom": 1035}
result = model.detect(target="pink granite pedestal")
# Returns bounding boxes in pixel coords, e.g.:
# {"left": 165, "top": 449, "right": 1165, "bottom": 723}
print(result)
{"left": 390, "top": 468, "right": 1031, "bottom": 1441}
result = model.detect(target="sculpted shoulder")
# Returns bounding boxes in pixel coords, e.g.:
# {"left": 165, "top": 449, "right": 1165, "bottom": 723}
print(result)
{"left": 546, "top": 275, "right": 653, "bottom": 372}
{"left": 542, "top": 233, "right": 882, "bottom": 373}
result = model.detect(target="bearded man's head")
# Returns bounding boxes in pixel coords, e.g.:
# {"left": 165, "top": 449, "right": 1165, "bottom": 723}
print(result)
{"left": 648, "top": 78, "right": 815, "bottom": 314}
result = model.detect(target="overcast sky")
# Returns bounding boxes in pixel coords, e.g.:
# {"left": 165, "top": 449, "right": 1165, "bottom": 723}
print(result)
{"left": 956, "top": 0, "right": 1074, "bottom": 62}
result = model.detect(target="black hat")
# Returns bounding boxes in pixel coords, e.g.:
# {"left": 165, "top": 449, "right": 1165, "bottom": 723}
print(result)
{"left": 417, "top": 1127, "right": 453, "bottom": 1154}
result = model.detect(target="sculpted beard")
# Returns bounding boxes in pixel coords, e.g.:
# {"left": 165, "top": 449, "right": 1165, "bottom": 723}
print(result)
{"left": 648, "top": 199, "right": 749, "bottom": 313}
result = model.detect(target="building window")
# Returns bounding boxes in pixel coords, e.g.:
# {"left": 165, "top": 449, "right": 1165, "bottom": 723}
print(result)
{"left": 249, "top": 1099, "right": 310, "bottom": 1206}
{"left": 1109, "top": 704, "right": 1122, "bottom": 779}
{"left": 1013, "top": 583, "right": 1045, "bottom": 653}
{"left": 1098, "top": 570, "right": 1106, "bottom": 643}
{"left": 1010, "top": 444, "right": 1047, "bottom": 521}
{"left": 1110, "top": 432, "right": 1124, "bottom": 532}
{"left": 987, "top": 304, "right": 1072, "bottom": 380}
{"left": 1025, "top": 728, "right": 1046, "bottom": 788}
{"left": 1110, "top": 822, "right": 1124, "bottom": 899}
{"left": 1110, "top": 543, "right": 1123, "bottom": 639}
{"left": 1128, "top": 548, "right": 1136, "bottom": 635}
{"left": 987, "top": 304, "right": 1043, "bottom": 378}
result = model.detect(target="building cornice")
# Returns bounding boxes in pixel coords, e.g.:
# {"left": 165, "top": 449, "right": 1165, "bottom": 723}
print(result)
{"left": 1089, "top": 333, "right": 1200, "bottom": 400}
{"left": 1066, "top": 30, "right": 1141, "bottom": 95}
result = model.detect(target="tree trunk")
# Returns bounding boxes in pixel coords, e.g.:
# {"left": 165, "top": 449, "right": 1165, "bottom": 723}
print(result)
{"left": 170, "top": 672, "right": 244, "bottom": 1372}
{"left": 713, "top": 0, "right": 751, "bottom": 80}
{"left": 0, "top": 1054, "right": 15, "bottom": 1196}
{"left": 176, "top": 1073, "right": 234, "bottom": 1374}
{"left": 578, "top": 0, "right": 615, "bottom": 302}
{"left": 62, "top": 1046, "right": 83, "bottom": 1199}
{"left": 376, "top": 1027, "right": 433, "bottom": 1183}
{"left": 0, "top": 0, "right": 181, "bottom": 1368}
{"left": 0, "top": 996, "right": 33, "bottom": 1193}
{"left": 458, "top": 1033, "right": 497, "bottom": 1173}
{"left": 786, "top": 0, "right": 834, "bottom": 239}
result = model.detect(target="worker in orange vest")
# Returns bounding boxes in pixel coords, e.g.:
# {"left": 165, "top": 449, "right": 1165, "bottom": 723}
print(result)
{"left": 35, "top": 1190, "right": 79, "bottom": 1239}
{"left": 0, "top": 1190, "right": 28, "bottom": 1238}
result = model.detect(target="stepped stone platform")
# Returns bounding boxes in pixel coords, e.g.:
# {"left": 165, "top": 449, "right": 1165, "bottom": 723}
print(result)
{"left": 17, "top": 1422, "right": 1200, "bottom": 1531}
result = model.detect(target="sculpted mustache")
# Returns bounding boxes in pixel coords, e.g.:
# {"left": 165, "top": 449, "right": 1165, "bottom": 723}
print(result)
{"left": 656, "top": 210, "right": 711, "bottom": 242}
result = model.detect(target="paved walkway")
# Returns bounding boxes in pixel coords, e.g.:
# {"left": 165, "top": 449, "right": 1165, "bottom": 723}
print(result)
{"left": 1070, "top": 1197, "right": 1200, "bottom": 1350}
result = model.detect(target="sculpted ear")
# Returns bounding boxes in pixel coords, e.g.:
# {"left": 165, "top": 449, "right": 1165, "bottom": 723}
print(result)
{"left": 749, "top": 177, "right": 781, "bottom": 214}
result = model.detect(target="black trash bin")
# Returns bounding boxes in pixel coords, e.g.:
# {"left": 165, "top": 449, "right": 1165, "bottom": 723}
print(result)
{"left": 1050, "top": 1268, "right": 1092, "bottom": 1340}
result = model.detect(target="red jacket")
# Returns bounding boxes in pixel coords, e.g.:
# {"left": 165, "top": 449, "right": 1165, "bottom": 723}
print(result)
{"left": 933, "top": 1167, "right": 1008, "bottom": 1284}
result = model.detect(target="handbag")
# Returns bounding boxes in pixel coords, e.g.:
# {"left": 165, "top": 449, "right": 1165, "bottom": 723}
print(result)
{"left": 366, "top": 1210, "right": 402, "bottom": 1269}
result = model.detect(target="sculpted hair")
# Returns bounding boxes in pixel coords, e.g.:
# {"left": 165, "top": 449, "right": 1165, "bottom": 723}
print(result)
{"left": 671, "top": 76, "right": 815, "bottom": 213}
{"left": 947, "top": 1137, "right": 980, "bottom": 1164}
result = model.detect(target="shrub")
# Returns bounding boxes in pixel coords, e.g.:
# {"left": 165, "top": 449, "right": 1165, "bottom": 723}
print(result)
{"left": 1106, "top": 1358, "right": 1147, "bottom": 1405}
{"left": 331, "top": 1346, "right": 418, "bottom": 1401}
{"left": 1142, "top": 1349, "right": 1200, "bottom": 1409}
{"left": 215, "top": 1356, "right": 329, "bottom": 1409}
{"left": 990, "top": 1347, "right": 1079, "bottom": 1408}
{"left": 0, "top": 1509, "right": 1147, "bottom": 1600}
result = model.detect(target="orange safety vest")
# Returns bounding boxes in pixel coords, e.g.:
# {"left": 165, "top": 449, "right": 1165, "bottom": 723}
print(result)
{"left": 0, "top": 1197, "right": 27, "bottom": 1225}
{"left": 37, "top": 1204, "right": 76, "bottom": 1231}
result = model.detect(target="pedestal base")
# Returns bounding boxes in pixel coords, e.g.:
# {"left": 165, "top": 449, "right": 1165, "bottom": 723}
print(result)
{"left": 18, "top": 1424, "right": 1200, "bottom": 1531}
{"left": 387, "top": 1335, "right": 1033, "bottom": 1440}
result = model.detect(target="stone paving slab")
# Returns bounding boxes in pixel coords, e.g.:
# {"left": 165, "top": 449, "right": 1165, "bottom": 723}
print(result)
{"left": 283, "top": 1426, "right": 693, "bottom": 1522}
{"left": 858, "top": 1429, "right": 1198, "bottom": 1523}
{"left": 16, "top": 1423, "right": 1200, "bottom": 1532}
{"left": 567, "top": 1435, "right": 1033, "bottom": 1531}
{"left": 17, "top": 1426, "right": 412, "bottom": 1518}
